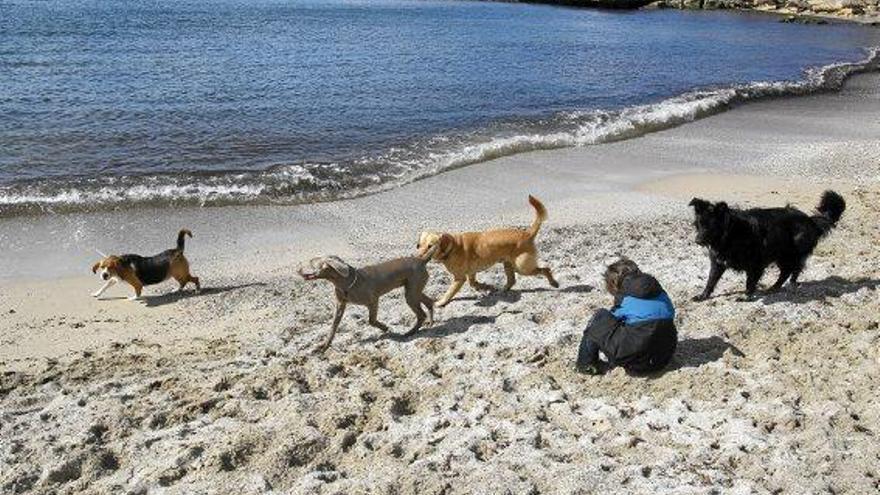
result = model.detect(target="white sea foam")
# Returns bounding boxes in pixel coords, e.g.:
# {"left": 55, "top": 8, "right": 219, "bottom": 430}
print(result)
{"left": 394, "top": 46, "right": 879, "bottom": 184}
{"left": 1, "top": 47, "right": 877, "bottom": 217}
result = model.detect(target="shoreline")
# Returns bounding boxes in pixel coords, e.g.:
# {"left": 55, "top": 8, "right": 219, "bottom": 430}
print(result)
{"left": 2, "top": 70, "right": 879, "bottom": 283}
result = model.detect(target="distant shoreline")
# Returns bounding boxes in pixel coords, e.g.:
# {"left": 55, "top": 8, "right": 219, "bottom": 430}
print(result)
{"left": 493, "top": 0, "right": 880, "bottom": 24}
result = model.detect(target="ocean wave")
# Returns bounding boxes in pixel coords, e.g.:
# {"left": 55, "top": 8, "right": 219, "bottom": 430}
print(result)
{"left": 1, "top": 46, "right": 878, "bottom": 218}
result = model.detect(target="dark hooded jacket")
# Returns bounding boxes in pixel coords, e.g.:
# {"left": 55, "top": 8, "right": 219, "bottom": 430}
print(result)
{"left": 585, "top": 272, "right": 677, "bottom": 373}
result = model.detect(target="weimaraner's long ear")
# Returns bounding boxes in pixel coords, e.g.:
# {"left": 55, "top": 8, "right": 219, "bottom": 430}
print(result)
{"left": 324, "top": 257, "right": 351, "bottom": 277}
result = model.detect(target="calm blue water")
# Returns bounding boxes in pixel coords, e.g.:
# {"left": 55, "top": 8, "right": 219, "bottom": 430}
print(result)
{"left": 1, "top": 0, "right": 878, "bottom": 214}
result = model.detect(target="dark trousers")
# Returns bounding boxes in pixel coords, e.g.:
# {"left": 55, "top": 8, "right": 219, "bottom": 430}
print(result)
{"left": 577, "top": 310, "right": 613, "bottom": 367}
{"left": 576, "top": 332, "right": 600, "bottom": 368}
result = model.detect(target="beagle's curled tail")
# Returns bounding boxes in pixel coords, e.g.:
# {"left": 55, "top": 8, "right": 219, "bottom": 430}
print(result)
{"left": 177, "top": 229, "right": 193, "bottom": 251}
{"left": 526, "top": 195, "right": 547, "bottom": 240}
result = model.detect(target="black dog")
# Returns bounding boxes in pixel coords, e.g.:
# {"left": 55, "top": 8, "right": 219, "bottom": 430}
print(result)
{"left": 689, "top": 191, "right": 846, "bottom": 301}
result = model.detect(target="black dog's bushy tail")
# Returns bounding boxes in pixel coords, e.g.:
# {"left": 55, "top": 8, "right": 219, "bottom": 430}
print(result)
{"left": 812, "top": 190, "right": 846, "bottom": 236}
{"left": 177, "top": 229, "right": 193, "bottom": 251}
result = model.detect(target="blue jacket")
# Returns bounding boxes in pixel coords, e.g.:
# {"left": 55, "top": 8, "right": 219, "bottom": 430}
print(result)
{"left": 613, "top": 291, "right": 675, "bottom": 324}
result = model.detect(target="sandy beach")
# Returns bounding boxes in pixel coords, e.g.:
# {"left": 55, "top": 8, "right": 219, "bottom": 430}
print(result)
{"left": 2, "top": 72, "right": 879, "bottom": 494}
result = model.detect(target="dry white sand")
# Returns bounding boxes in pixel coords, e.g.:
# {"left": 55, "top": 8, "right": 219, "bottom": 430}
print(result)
{"left": 1, "top": 74, "right": 879, "bottom": 494}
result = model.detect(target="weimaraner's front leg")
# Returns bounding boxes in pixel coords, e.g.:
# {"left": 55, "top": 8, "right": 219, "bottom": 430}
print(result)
{"left": 367, "top": 302, "right": 389, "bottom": 332}
{"left": 437, "top": 278, "right": 465, "bottom": 307}
{"left": 315, "top": 300, "right": 346, "bottom": 354}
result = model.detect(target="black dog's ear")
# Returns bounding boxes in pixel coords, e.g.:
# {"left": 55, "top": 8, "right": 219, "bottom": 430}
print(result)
{"left": 689, "top": 198, "right": 710, "bottom": 211}
{"left": 715, "top": 202, "right": 729, "bottom": 213}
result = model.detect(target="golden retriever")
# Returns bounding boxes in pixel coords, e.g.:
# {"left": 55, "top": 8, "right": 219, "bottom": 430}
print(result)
{"left": 417, "top": 195, "right": 558, "bottom": 307}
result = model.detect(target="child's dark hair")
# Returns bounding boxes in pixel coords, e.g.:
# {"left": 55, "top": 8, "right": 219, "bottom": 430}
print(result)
{"left": 604, "top": 257, "right": 640, "bottom": 296}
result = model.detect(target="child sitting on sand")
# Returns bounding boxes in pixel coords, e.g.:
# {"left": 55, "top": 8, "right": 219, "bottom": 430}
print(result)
{"left": 576, "top": 258, "right": 677, "bottom": 375}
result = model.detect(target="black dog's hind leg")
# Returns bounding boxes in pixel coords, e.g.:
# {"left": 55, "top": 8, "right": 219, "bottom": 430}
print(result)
{"left": 694, "top": 257, "right": 727, "bottom": 301}
{"left": 788, "top": 256, "right": 808, "bottom": 289}
{"left": 741, "top": 267, "right": 765, "bottom": 301}
{"left": 769, "top": 263, "right": 795, "bottom": 292}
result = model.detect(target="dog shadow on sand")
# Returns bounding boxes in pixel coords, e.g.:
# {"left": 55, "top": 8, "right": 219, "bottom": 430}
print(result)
{"left": 453, "top": 283, "right": 594, "bottom": 308}
{"left": 139, "top": 283, "right": 266, "bottom": 307}
{"left": 362, "top": 315, "right": 498, "bottom": 344}
{"left": 363, "top": 284, "right": 594, "bottom": 343}
{"left": 758, "top": 276, "right": 880, "bottom": 305}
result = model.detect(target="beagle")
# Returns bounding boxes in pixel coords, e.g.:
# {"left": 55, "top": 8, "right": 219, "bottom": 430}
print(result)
{"left": 91, "top": 229, "right": 200, "bottom": 300}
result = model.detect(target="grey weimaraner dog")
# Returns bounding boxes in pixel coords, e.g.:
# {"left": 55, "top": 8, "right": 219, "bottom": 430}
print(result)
{"left": 298, "top": 245, "right": 438, "bottom": 353}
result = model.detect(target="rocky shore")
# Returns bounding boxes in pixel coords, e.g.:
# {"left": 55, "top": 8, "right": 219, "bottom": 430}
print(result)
{"left": 651, "top": 0, "right": 880, "bottom": 23}
{"left": 502, "top": 0, "right": 880, "bottom": 23}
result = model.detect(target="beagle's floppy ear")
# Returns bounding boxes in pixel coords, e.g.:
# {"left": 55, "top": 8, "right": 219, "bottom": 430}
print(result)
{"left": 324, "top": 256, "right": 351, "bottom": 277}
{"left": 91, "top": 262, "right": 100, "bottom": 274}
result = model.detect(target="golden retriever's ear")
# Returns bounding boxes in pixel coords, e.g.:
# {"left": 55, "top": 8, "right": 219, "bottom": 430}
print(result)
{"left": 91, "top": 262, "right": 100, "bottom": 274}
{"left": 439, "top": 233, "right": 454, "bottom": 254}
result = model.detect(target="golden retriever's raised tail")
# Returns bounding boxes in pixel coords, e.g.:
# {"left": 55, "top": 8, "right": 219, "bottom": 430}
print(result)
{"left": 524, "top": 194, "right": 548, "bottom": 244}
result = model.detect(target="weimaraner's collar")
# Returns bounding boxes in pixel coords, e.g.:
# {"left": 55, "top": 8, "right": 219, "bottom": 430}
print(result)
{"left": 341, "top": 270, "right": 359, "bottom": 295}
